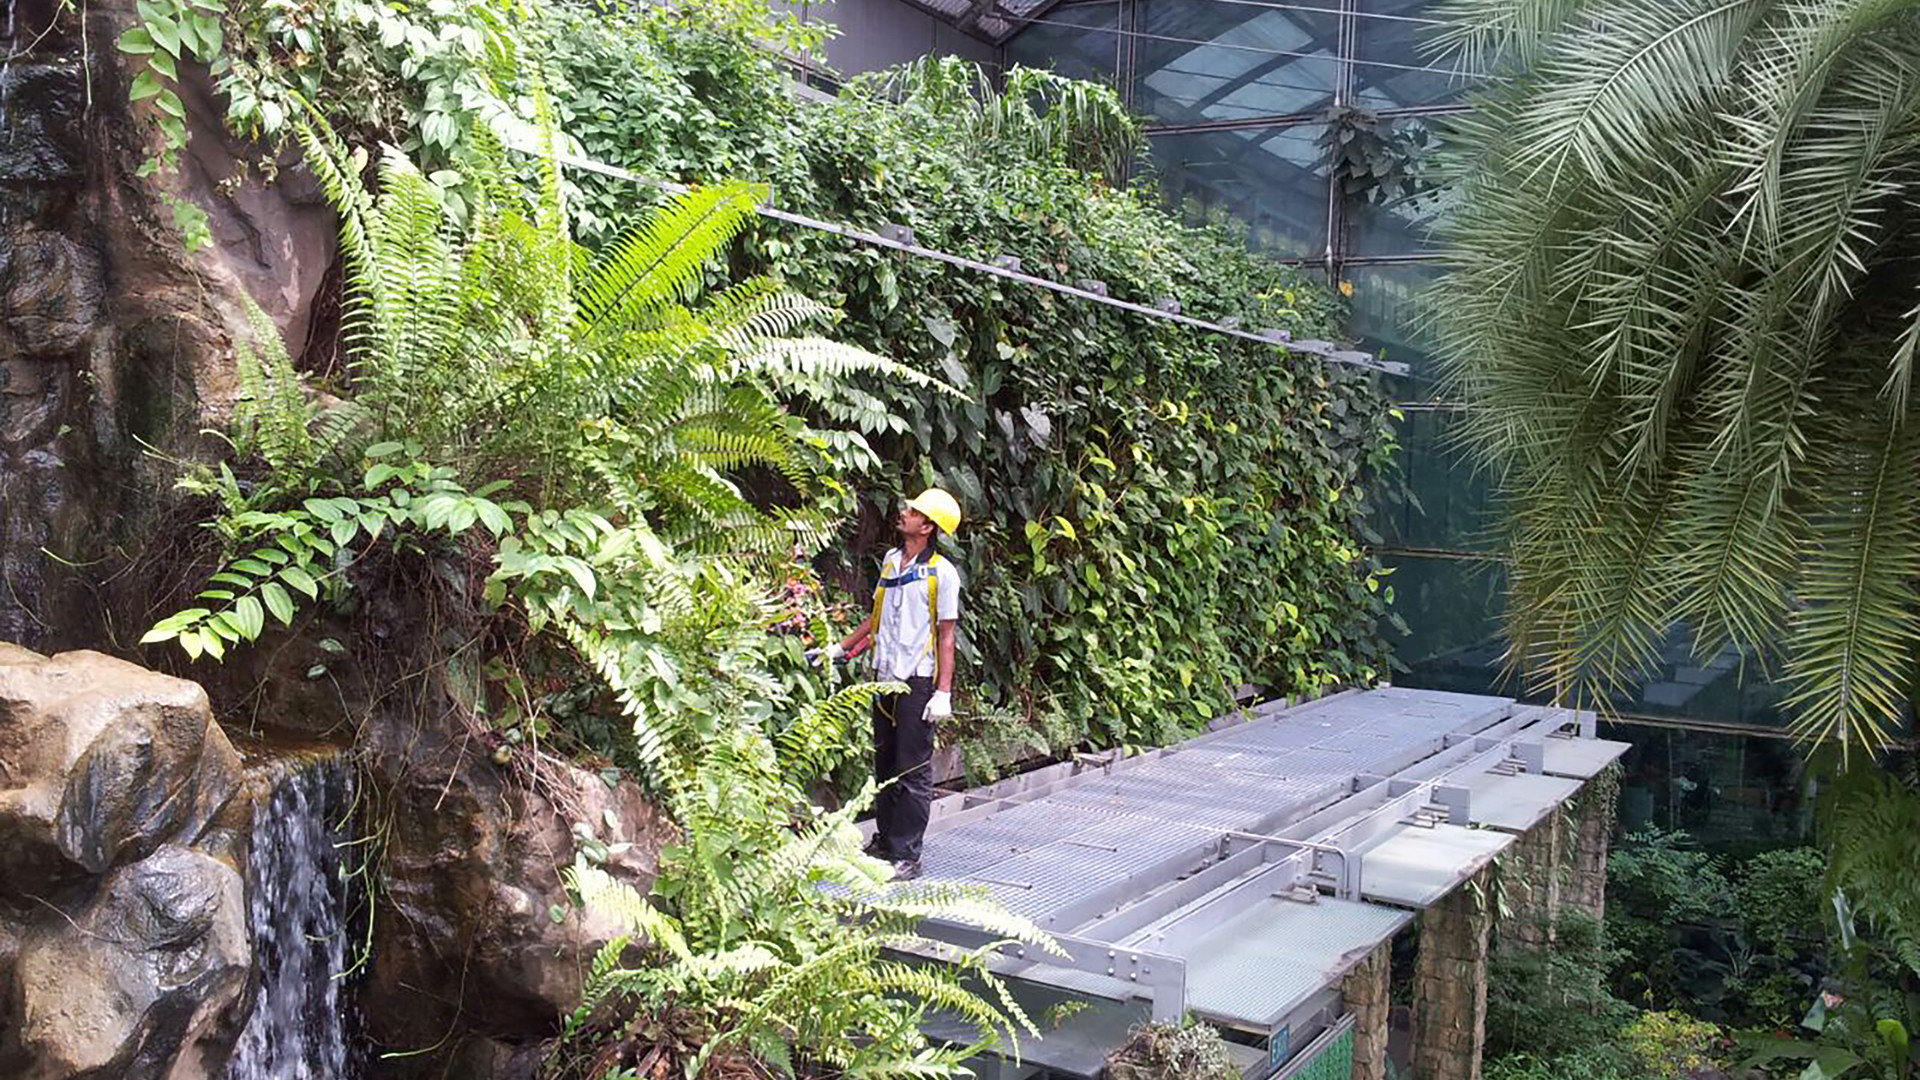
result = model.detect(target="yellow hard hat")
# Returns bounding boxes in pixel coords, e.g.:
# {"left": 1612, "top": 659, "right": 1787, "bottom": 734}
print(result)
{"left": 907, "top": 488, "right": 962, "bottom": 534}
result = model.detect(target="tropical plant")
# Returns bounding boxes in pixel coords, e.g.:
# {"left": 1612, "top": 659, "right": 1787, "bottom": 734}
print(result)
{"left": 144, "top": 111, "right": 950, "bottom": 733}
{"left": 1426, "top": 0, "right": 1920, "bottom": 755}
{"left": 558, "top": 714, "right": 1050, "bottom": 1079}
{"left": 864, "top": 56, "right": 1144, "bottom": 185}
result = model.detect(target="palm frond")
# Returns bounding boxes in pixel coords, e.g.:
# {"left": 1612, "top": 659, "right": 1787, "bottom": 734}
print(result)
{"left": 1781, "top": 400, "right": 1920, "bottom": 755}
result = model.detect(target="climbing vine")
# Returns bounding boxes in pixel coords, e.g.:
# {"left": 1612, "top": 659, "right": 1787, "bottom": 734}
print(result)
{"left": 117, "top": 0, "right": 224, "bottom": 247}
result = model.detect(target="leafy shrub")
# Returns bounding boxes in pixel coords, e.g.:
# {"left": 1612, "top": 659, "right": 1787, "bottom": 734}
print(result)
{"left": 1608, "top": 828, "right": 1737, "bottom": 1012}
{"left": 558, "top": 707, "right": 1048, "bottom": 1079}
{"left": 1621, "top": 1011, "right": 1724, "bottom": 1078}
{"left": 1483, "top": 1047, "right": 1638, "bottom": 1080}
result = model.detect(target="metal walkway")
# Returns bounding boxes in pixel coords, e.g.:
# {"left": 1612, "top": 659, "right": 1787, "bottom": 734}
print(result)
{"left": 904, "top": 686, "right": 1630, "bottom": 1078}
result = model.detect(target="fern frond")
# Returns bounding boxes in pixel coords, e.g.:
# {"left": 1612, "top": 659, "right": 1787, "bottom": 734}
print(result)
{"left": 575, "top": 181, "right": 765, "bottom": 332}
{"left": 231, "top": 297, "right": 317, "bottom": 477}
{"left": 568, "top": 864, "right": 692, "bottom": 961}
{"left": 730, "top": 337, "right": 963, "bottom": 397}
{"left": 776, "top": 680, "right": 907, "bottom": 783}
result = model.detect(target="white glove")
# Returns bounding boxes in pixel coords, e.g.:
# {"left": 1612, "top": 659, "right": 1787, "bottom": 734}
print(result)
{"left": 805, "top": 643, "right": 845, "bottom": 667}
{"left": 926, "top": 690, "right": 953, "bottom": 719}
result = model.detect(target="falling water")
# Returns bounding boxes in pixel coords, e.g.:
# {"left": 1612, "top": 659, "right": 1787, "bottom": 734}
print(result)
{"left": 225, "top": 758, "right": 365, "bottom": 1080}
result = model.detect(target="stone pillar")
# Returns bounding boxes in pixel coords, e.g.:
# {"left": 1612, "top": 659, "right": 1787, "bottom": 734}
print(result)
{"left": 1342, "top": 939, "right": 1393, "bottom": 1080}
{"left": 1499, "top": 813, "right": 1563, "bottom": 949}
{"left": 1412, "top": 865, "right": 1494, "bottom": 1080}
{"left": 1562, "top": 766, "right": 1620, "bottom": 926}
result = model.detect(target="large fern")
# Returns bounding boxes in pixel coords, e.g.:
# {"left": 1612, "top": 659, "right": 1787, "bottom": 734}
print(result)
{"left": 566, "top": 754, "right": 1046, "bottom": 1079}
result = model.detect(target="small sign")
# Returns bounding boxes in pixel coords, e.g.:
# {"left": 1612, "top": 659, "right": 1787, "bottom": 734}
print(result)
{"left": 1268, "top": 1024, "right": 1291, "bottom": 1072}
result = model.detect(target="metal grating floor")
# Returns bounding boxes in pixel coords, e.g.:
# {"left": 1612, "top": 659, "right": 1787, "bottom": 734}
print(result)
{"left": 921, "top": 687, "right": 1517, "bottom": 930}
{"left": 901, "top": 685, "right": 1649, "bottom": 1062}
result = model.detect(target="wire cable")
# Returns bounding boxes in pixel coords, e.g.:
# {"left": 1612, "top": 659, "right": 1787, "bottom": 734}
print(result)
{"left": 536, "top": 149, "right": 1402, "bottom": 373}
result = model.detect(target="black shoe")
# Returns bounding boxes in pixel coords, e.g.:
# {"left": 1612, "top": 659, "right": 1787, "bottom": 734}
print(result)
{"left": 890, "top": 859, "right": 922, "bottom": 882}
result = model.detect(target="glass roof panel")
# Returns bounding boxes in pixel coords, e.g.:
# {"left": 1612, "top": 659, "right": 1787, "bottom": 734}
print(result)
{"left": 1136, "top": 0, "right": 1339, "bottom": 124}
{"left": 1353, "top": 0, "right": 1473, "bottom": 108}
{"left": 1003, "top": 1, "right": 1122, "bottom": 87}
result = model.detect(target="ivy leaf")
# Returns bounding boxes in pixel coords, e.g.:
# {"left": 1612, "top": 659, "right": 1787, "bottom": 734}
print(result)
{"left": 147, "top": 17, "right": 182, "bottom": 58}
{"left": 118, "top": 25, "right": 156, "bottom": 54}
{"left": 130, "top": 69, "right": 164, "bottom": 101}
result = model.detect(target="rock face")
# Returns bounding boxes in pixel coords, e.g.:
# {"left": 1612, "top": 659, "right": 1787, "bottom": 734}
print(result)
{"left": 361, "top": 709, "right": 674, "bottom": 1070}
{"left": 15, "top": 845, "right": 249, "bottom": 1080}
{"left": 0, "top": 644, "right": 250, "bottom": 1080}
{"left": 0, "top": 0, "right": 337, "bottom": 652}
{"left": 0, "top": 645, "right": 242, "bottom": 890}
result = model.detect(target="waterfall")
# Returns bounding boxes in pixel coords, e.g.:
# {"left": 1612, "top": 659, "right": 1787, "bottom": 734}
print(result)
{"left": 226, "top": 758, "right": 365, "bottom": 1080}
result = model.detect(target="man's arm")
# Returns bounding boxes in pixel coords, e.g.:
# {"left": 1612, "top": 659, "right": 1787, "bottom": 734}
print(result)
{"left": 934, "top": 620, "right": 957, "bottom": 693}
{"left": 838, "top": 616, "right": 874, "bottom": 655}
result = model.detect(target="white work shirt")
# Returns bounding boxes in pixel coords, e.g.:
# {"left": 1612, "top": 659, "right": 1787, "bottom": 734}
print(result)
{"left": 870, "top": 547, "right": 962, "bottom": 681}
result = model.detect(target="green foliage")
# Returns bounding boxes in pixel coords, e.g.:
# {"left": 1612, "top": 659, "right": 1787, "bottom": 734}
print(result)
{"left": 1426, "top": 0, "right": 1920, "bottom": 755}
{"left": 1821, "top": 763, "right": 1920, "bottom": 979}
{"left": 117, "top": 0, "right": 226, "bottom": 248}
{"left": 1483, "top": 1047, "right": 1639, "bottom": 1080}
{"left": 1319, "top": 105, "right": 1430, "bottom": 207}
{"left": 1737, "top": 990, "right": 1920, "bottom": 1080}
{"left": 542, "top": 22, "right": 1394, "bottom": 749}
{"left": 560, "top": 721, "right": 1045, "bottom": 1078}
{"left": 1488, "top": 911, "right": 1638, "bottom": 1063}
{"left": 1621, "top": 1010, "right": 1724, "bottom": 1078}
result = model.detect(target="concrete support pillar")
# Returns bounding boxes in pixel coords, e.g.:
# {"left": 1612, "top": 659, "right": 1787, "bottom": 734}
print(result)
{"left": 1342, "top": 939, "right": 1393, "bottom": 1080}
{"left": 1499, "top": 813, "right": 1563, "bottom": 949}
{"left": 1563, "top": 766, "right": 1620, "bottom": 926}
{"left": 1412, "top": 866, "right": 1493, "bottom": 1080}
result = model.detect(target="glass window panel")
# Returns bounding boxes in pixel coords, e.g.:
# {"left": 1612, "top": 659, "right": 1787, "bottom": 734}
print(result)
{"left": 1003, "top": 1, "right": 1122, "bottom": 88}
{"left": 1147, "top": 124, "right": 1329, "bottom": 257}
{"left": 1349, "top": 263, "right": 1447, "bottom": 397}
{"left": 1352, "top": 0, "right": 1476, "bottom": 109}
{"left": 1372, "top": 405, "right": 1499, "bottom": 552}
{"left": 1608, "top": 723, "right": 1816, "bottom": 852}
{"left": 1135, "top": 0, "right": 1340, "bottom": 124}
{"left": 1378, "top": 552, "right": 1511, "bottom": 696}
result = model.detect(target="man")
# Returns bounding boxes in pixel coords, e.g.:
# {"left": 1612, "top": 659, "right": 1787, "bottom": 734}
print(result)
{"left": 814, "top": 488, "right": 963, "bottom": 881}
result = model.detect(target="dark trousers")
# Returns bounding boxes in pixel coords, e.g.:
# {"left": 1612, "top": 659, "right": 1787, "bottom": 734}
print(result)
{"left": 871, "top": 675, "right": 937, "bottom": 861}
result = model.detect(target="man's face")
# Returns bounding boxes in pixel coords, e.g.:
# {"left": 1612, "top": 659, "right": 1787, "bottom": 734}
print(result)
{"left": 896, "top": 506, "right": 933, "bottom": 540}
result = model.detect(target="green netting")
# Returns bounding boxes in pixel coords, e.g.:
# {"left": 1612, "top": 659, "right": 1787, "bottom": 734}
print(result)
{"left": 1283, "top": 1022, "right": 1353, "bottom": 1080}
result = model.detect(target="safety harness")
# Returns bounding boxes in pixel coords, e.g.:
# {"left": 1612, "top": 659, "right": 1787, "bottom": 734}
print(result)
{"left": 871, "top": 550, "right": 943, "bottom": 671}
